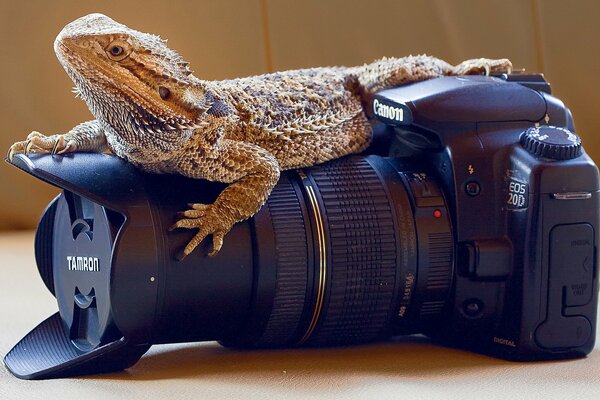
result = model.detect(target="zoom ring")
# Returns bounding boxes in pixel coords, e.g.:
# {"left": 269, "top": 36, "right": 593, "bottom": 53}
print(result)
{"left": 306, "top": 157, "right": 397, "bottom": 345}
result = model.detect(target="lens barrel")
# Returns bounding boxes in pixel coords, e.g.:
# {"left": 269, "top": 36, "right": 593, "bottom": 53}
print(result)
{"left": 228, "top": 155, "right": 454, "bottom": 347}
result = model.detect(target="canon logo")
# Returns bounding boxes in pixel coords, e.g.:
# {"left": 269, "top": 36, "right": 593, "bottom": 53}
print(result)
{"left": 66, "top": 256, "right": 100, "bottom": 272}
{"left": 373, "top": 98, "right": 404, "bottom": 122}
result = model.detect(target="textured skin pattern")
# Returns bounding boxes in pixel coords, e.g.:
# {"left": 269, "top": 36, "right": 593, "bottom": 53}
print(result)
{"left": 8, "top": 13, "right": 512, "bottom": 257}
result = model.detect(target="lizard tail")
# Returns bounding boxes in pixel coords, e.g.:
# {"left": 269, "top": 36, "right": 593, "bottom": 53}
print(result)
{"left": 352, "top": 55, "right": 456, "bottom": 99}
{"left": 352, "top": 55, "right": 513, "bottom": 99}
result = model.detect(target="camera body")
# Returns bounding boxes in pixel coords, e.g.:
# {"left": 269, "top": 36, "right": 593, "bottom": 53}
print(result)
{"left": 4, "top": 74, "right": 598, "bottom": 380}
{"left": 372, "top": 74, "right": 599, "bottom": 360}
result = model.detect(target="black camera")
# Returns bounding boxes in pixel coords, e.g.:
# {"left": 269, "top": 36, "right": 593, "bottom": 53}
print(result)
{"left": 4, "top": 74, "right": 598, "bottom": 380}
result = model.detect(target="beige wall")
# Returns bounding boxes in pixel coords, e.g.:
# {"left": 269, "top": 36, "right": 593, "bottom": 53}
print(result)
{"left": 0, "top": 0, "right": 598, "bottom": 230}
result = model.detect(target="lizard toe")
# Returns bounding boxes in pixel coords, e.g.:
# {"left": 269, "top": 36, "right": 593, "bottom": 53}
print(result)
{"left": 57, "top": 139, "right": 77, "bottom": 154}
{"left": 169, "top": 217, "right": 201, "bottom": 231}
{"left": 7, "top": 147, "right": 15, "bottom": 162}
{"left": 170, "top": 203, "right": 233, "bottom": 259}
{"left": 455, "top": 58, "right": 513, "bottom": 76}
{"left": 208, "top": 231, "right": 225, "bottom": 257}
{"left": 26, "top": 131, "right": 45, "bottom": 140}
{"left": 183, "top": 228, "right": 210, "bottom": 258}
{"left": 188, "top": 203, "right": 211, "bottom": 211}
{"left": 177, "top": 208, "right": 208, "bottom": 218}
{"left": 7, "top": 141, "right": 27, "bottom": 162}
{"left": 28, "top": 134, "right": 55, "bottom": 153}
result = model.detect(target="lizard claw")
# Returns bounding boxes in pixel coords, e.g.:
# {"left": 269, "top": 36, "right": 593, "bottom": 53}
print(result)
{"left": 170, "top": 202, "right": 232, "bottom": 259}
{"left": 208, "top": 231, "right": 225, "bottom": 257}
{"left": 6, "top": 141, "right": 26, "bottom": 162}
{"left": 51, "top": 136, "right": 63, "bottom": 155}
{"left": 57, "top": 138, "right": 77, "bottom": 155}
{"left": 483, "top": 64, "right": 491, "bottom": 77}
{"left": 24, "top": 140, "right": 34, "bottom": 155}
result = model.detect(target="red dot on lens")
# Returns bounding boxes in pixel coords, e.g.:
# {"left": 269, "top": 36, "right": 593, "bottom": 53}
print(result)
{"left": 433, "top": 209, "right": 442, "bottom": 218}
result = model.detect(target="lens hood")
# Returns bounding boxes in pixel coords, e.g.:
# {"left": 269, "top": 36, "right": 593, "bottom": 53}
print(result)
{"left": 5, "top": 154, "right": 154, "bottom": 378}
{"left": 4, "top": 153, "right": 256, "bottom": 379}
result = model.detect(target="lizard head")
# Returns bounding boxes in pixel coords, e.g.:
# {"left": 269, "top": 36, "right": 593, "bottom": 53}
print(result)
{"left": 54, "top": 13, "right": 210, "bottom": 153}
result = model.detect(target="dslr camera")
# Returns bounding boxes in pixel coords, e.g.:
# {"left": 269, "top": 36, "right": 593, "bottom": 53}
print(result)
{"left": 4, "top": 74, "right": 599, "bottom": 379}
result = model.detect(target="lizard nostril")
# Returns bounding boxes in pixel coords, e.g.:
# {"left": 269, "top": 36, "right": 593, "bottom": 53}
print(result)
{"left": 159, "top": 86, "right": 171, "bottom": 100}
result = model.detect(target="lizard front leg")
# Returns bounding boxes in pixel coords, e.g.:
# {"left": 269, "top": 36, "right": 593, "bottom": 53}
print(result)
{"left": 170, "top": 138, "right": 280, "bottom": 259}
{"left": 7, "top": 120, "right": 108, "bottom": 161}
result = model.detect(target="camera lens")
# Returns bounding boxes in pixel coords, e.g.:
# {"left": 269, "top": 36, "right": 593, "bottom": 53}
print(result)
{"left": 225, "top": 155, "right": 454, "bottom": 347}
{"left": 39, "top": 154, "right": 454, "bottom": 352}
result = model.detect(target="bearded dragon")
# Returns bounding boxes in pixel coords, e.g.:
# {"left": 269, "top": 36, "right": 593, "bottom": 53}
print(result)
{"left": 7, "top": 13, "right": 512, "bottom": 259}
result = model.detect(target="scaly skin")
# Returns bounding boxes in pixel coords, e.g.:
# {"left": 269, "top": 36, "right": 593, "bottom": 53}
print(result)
{"left": 7, "top": 13, "right": 512, "bottom": 258}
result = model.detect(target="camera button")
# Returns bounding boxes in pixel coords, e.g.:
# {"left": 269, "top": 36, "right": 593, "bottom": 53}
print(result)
{"left": 465, "top": 181, "right": 481, "bottom": 196}
{"left": 462, "top": 299, "right": 484, "bottom": 317}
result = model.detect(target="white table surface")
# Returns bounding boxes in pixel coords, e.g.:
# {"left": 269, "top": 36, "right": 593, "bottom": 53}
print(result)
{"left": 1, "top": 231, "right": 599, "bottom": 400}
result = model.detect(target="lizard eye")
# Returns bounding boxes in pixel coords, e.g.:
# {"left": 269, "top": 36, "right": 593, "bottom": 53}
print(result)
{"left": 159, "top": 86, "right": 171, "bottom": 100}
{"left": 110, "top": 46, "right": 124, "bottom": 56}
{"left": 105, "top": 41, "right": 131, "bottom": 61}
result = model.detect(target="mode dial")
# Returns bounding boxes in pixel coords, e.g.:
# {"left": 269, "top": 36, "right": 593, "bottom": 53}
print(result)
{"left": 520, "top": 126, "right": 582, "bottom": 160}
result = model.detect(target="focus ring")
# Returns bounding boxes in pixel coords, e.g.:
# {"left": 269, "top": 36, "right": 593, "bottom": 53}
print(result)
{"left": 255, "top": 175, "right": 309, "bottom": 346}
